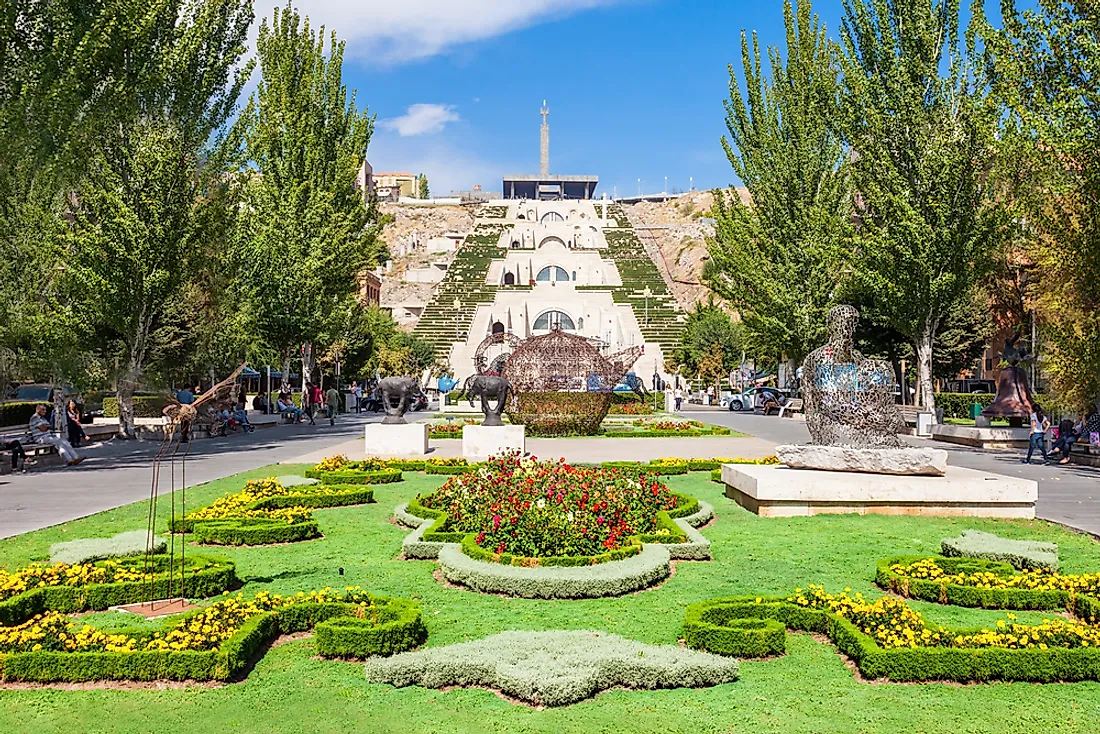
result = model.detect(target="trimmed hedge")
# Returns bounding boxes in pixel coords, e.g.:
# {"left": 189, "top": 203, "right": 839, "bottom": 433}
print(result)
{"left": 683, "top": 604, "right": 786, "bottom": 657}
{"left": 0, "top": 596, "right": 426, "bottom": 683}
{"left": 0, "top": 555, "right": 237, "bottom": 627}
{"left": 941, "top": 530, "right": 1058, "bottom": 571}
{"left": 0, "top": 401, "right": 38, "bottom": 428}
{"left": 302, "top": 468, "right": 402, "bottom": 485}
{"left": 103, "top": 395, "right": 171, "bottom": 418}
{"left": 424, "top": 462, "right": 483, "bottom": 475}
{"left": 459, "top": 533, "right": 643, "bottom": 568}
{"left": 877, "top": 555, "right": 1073, "bottom": 611}
{"left": 173, "top": 484, "right": 376, "bottom": 546}
{"left": 685, "top": 596, "right": 1100, "bottom": 682}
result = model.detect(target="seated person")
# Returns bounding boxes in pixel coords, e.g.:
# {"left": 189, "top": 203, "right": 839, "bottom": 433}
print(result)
{"left": 28, "top": 404, "right": 83, "bottom": 466}
{"left": 1, "top": 437, "right": 27, "bottom": 473}
{"left": 252, "top": 392, "right": 268, "bottom": 412}
{"left": 1054, "top": 415, "right": 1085, "bottom": 464}
{"left": 276, "top": 393, "right": 303, "bottom": 422}
{"left": 231, "top": 399, "right": 254, "bottom": 433}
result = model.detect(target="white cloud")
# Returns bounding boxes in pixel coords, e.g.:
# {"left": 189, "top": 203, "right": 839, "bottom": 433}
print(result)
{"left": 381, "top": 103, "right": 461, "bottom": 136}
{"left": 369, "top": 132, "right": 514, "bottom": 195}
{"left": 290, "top": 0, "right": 627, "bottom": 62}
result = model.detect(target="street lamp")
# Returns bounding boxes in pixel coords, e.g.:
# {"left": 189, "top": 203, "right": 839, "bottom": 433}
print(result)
{"left": 453, "top": 298, "right": 461, "bottom": 341}
{"left": 642, "top": 286, "right": 653, "bottom": 326}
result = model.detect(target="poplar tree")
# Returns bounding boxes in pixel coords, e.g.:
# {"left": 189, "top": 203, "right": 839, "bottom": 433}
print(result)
{"left": 986, "top": 0, "right": 1100, "bottom": 411}
{"left": 836, "top": 0, "right": 1008, "bottom": 410}
{"left": 705, "top": 0, "right": 850, "bottom": 372}
{"left": 235, "top": 2, "right": 384, "bottom": 389}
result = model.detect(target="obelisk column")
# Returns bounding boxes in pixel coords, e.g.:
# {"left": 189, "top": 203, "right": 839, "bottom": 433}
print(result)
{"left": 540, "top": 101, "right": 550, "bottom": 177}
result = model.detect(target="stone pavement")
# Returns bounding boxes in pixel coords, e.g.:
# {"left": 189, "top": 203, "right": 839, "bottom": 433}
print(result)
{"left": 0, "top": 412, "right": 383, "bottom": 539}
{"left": 686, "top": 410, "right": 1100, "bottom": 537}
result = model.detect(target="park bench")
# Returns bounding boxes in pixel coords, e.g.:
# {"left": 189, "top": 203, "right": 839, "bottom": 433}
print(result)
{"left": 0, "top": 432, "right": 62, "bottom": 474}
{"left": 899, "top": 405, "right": 921, "bottom": 426}
{"left": 1069, "top": 441, "right": 1100, "bottom": 468}
{"left": 778, "top": 398, "right": 804, "bottom": 418}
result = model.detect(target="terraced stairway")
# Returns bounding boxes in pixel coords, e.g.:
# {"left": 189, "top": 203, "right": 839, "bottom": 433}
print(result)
{"left": 412, "top": 224, "right": 508, "bottom": 359}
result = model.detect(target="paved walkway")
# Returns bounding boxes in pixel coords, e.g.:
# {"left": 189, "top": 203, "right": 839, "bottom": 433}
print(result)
{"left": 2, "top": 407, "right": 1097, "bottom": 539}
{"left": 685, "top": 410, "right": 1100, "bottom": 537}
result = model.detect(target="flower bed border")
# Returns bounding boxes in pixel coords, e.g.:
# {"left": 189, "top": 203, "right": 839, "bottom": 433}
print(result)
{"left": 172, "top": 484, "right": 377, "bottom": 546}
{"left": 683, "top": 595, "right": 1100, "bottom": 683}
{"left": 0, "top": 556, "right": 237, "bottom": 627}
{"left": 302, "top": 468, "right": 402, "bottom": 485}
{"left": 0, "top": 595, "right": 426, "bottom": 683}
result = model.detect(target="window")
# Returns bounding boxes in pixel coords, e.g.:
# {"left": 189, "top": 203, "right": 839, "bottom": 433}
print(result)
{"left": 492, "top": 321, "right": 505, "bottom": 335}
{"left": 540, "top": 211, "right": 564, "bottom": 223}
{"left": 536, "top": 266, "right": 570, "bottom": 282}
{"left": 503, "top": 272, "right": 515, "bottom": 285}
{"left": 533, "top": 310, "right": 575, "bottom": 331}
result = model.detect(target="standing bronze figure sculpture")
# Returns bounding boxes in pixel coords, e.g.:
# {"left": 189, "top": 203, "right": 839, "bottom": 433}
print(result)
{"left": 981, "top": 333, "right": 1036, "bottom": 427}
{"left": 377, "top": 376, "right": 421, "bottom": 425}
{"left": 464, "top": 374, "right": 512, "bottom": 427}
{"left": 801, "top": 305, "right": 905, "bottom": 448}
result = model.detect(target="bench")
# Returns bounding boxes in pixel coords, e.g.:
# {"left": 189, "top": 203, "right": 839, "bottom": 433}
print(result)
{"left": 899, "top": 405, "right": 920, "bottom": 426}
{"left": 1069, "top": 441, "right": 1100, "bottom": 468}
{"left": 778, "top": 398, "right": 804, "bottom": 418}
{"left": 0, "top": 439, "right": 62, "bottom": 474}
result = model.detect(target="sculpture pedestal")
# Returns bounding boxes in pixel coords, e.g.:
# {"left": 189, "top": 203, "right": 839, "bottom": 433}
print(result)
{"left": 931, "top": 424, "right": 1032, "bottom": 450}
{"left": 721, "top": 463, "right": 1036, "bottom": 519}
{"left": 776, "top": 445, "right": 948, "bottom": 476}
{"left": 365, "top": 422, "right": 429, "bottom": 457}
{"left": 462, "top": 425, "right": 525, "bottom": 460}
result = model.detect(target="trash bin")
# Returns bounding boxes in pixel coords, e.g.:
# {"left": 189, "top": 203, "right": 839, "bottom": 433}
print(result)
{"left": 916, "top": 412, "right": 935, "bottom": 437}
{"left": 970, "top": 403, "right": 983, "bottom": 420}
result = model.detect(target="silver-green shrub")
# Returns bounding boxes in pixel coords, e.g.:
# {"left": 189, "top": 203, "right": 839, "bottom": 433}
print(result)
{"left": 49, "top": 530, "right": 166, "bottom": 565}
{"left": 364, "top": 630, "right": 739, "bottom": 706}
{"left": 940, "top": 530, "right": 1058, "bottom": 571}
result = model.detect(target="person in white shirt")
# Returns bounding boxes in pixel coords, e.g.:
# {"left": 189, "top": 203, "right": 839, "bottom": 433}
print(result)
{"left": 28, "top": 404, "right": 83, "bottom": 466}
{"left": 674, "top": 387, "right": 684, "bottom": 411}
{"left": 1022, "top": 406, "right": 1051, "bottom": 465}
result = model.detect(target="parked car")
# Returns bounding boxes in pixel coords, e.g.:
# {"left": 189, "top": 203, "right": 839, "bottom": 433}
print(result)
{"left": 362, "top": 391, "right": 427, "bottom": 413}
{"left": 944, "top": 379, "right": 996, "bottom": 394}
{"left": 725, "top": 387, "right": 788, "bottom": 412}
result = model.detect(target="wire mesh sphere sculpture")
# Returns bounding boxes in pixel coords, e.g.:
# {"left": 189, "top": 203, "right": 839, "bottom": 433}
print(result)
{"left": 801, "top": 306, "right": 904, "bottom": 448}
{"left": 502, "top": 330, "right": 641, "bottom": 436}
{"left": 473, "top": 332, "right": 524, "bottom": 376}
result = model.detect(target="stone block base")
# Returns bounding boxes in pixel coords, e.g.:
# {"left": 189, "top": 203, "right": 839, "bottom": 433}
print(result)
{"left": 365, "top": 422, "right": 429, "bottom": 458}
{"left": 776, "top": 444, "right": 948, "bottom": 476}
{"left": 721, "top": 463, "right": 1036, "bottom": 519}
{"left": 463, "top": 424, "right": 525, "bottom": 459}
{"left": 932, "top": 424, "right": 1032, "bottom": 450}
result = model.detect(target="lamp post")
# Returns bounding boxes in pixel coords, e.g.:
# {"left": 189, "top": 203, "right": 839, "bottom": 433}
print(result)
{"left": 643, "top": 286, "right": 652, "bottom": 326}
{"left": 453, "top": 298, "right": 461, "bottom": 341}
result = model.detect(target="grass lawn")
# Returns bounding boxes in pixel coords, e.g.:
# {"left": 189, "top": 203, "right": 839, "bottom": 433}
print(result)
{"left": 1, "top": 465, "right": 1099, "bottom": 733}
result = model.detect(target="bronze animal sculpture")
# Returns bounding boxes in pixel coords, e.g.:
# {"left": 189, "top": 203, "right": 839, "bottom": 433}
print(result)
{"left": 464, "top": 374, "right": 512, "bottom": 427}
{"left": 378, "top": 376, "right": 421, "bottom": 425}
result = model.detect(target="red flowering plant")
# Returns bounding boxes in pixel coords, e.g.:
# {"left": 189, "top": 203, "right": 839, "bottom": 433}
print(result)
{"left": 634, "top": 418, "right": 704, "bottom": 432}
{"left": 415, "top": 452, "right": 679, "bottom": 558}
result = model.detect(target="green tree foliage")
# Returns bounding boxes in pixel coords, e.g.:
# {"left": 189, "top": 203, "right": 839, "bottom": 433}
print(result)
{"left": 671, "top": 302, "right": 743, "bottom": 389}
{"left": 234, "top": 2, "right": 384, "bottom": 389}
{"left": 836, "top": 0, "right": 1008, "bottom": 410}
{"left": 705, "top": 0, "right": 850, "bottom": 371}
{"left": 59, "top": 0, "right": 252, "bottom": 437}
{"left": 418, "top": 173, "right": 430, "bottom": 200}
{"left": 985, "top": 0, "right": 1100, "bottom": 411}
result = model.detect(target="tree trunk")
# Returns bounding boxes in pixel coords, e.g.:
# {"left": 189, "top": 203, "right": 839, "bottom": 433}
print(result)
{"left": 301, "top": 343, "right": 314, "bottom": 392}
{"left": 51, "top": 374, "right": 66, "bottom": 433}
{"left": 281, "top": 352, "right": 292, "bottom": 393}
{"left": 117, "top": 375, "right": 136, "bottom": 439}
{"left": 915, "top": 328, "right": 936, "bottom": 412}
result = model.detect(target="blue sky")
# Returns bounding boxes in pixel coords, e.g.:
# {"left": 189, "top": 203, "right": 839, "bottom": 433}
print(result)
{"left": 277, "top": 0, "right": 1029, "bottom": 197}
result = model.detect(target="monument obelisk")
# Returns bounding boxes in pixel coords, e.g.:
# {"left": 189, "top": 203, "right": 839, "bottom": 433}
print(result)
{"left": 540, "top": 101, "right": 550, "bottom": 176}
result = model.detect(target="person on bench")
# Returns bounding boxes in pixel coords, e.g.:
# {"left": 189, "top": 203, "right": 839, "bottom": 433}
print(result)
{"left": 1053, "top": 414, "right": 1084, "bottom": 464}
{"left": 0, "top": 437, "right": 27, "bottom": 473}
{"left": 276, "top": 392, "right": 303, "bottom": 423}
{"left": 28, "top": 404, "right": 83, "bottom": 466}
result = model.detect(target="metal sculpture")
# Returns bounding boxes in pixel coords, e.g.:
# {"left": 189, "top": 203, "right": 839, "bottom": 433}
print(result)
{"left": 801, "top": 306, "right": 904, "bottom": 448}
{"left": 619, "top": 370, "right": 650, "bottom": 400}
{"left": 464, "top": 374, "right": 512, "bottom": 427}
{"left": 378, "top": 376, "right": 421, "bottom": 424}
{"left": 473, "top": 332, "right": 524, "bottom": 376}
{"left": 502, "top": 330, "right": 641, "bottom": 436}
{"left": 981, "top": 333, "right": 1036, "bottom": 425}
{"left": 136, "top": 363, "right": 246, "bottom": 614}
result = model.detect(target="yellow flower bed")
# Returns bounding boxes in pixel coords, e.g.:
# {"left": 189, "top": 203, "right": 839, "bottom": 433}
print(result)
{"left": 785, "top": 584, "right": 1100, "bottom": 650}
{"left": 889, "top": 557, "right": 1100, "bottom": 595}
{"left": 0, "top": 587, "right": 374, "bottom": 655}
{"left": 186, "top": 477, "right": 345, "bottom": 525}
{"left": 0, "top": 560, "right": 146, "bottom": 603}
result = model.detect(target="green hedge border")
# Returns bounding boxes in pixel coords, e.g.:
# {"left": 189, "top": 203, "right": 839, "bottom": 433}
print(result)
{"left": 173, "top": 484, "right": 377, "bottom": 546}
{"left": 684, "top": 595, "right": 1100, "bottom": 683}
{"left": 459, "top": 533, "right": 644, "bottom": 568}
{"left": 0, "top": 556, "right": 237, "bottom": 627}
{"left": 683, "top": 605, "right": 787, "bottom": 657}
{"left": 0, "top": 596, "right": 426, "bottom": 683}
{"left": 302, "top": 468, "right": 403, "bottom": 485}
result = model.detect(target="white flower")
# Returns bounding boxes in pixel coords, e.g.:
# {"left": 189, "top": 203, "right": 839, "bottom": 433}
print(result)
{"left": 566, "top": 512, "right": 574, "bottom": 522}
{"left": 536, "top": 499, "right": 545, "bottom": 509}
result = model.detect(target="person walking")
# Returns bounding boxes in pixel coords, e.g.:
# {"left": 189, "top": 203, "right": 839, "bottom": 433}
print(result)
{"left": 310, "top": 383, "right": 323, "bottom": 424}
{"left": 28, "top": 404, "right": 83, "bottom": 466}
{"left": 1023, "top": 406, "right": 1051, "bottom": 465}
{"left": 674, "top": 386, "right": 683, "bottom": 412}
{"left": 326, "top": 385, "right": 340, "bottom": 426}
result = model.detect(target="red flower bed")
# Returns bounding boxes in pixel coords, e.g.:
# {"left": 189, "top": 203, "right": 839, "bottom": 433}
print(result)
{"left": 416, "top": 453, "right": 679, "bottom": 558}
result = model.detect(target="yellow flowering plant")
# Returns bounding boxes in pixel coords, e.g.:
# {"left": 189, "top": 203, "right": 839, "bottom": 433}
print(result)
{"left": 0, "top": 559, "right": 148, "bottom": 603}
{"left": 888, "top": 557, "right": 1100, "bottom": 595}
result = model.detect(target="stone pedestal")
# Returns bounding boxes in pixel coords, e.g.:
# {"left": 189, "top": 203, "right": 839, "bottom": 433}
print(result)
{"left": 776, "top": 445, "right": 948, "bottom": 476}
{"left": 931, "top": 424, "right": 1032, "bottom": 450}
{"left": 463, "top": 424, "right": 525, "bottom": 459}
{"left": 721, "top": 463, "right": 1036, "bottom": 519}
{"left": 365, "top": 422, "right": 429, "bottom": 457}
